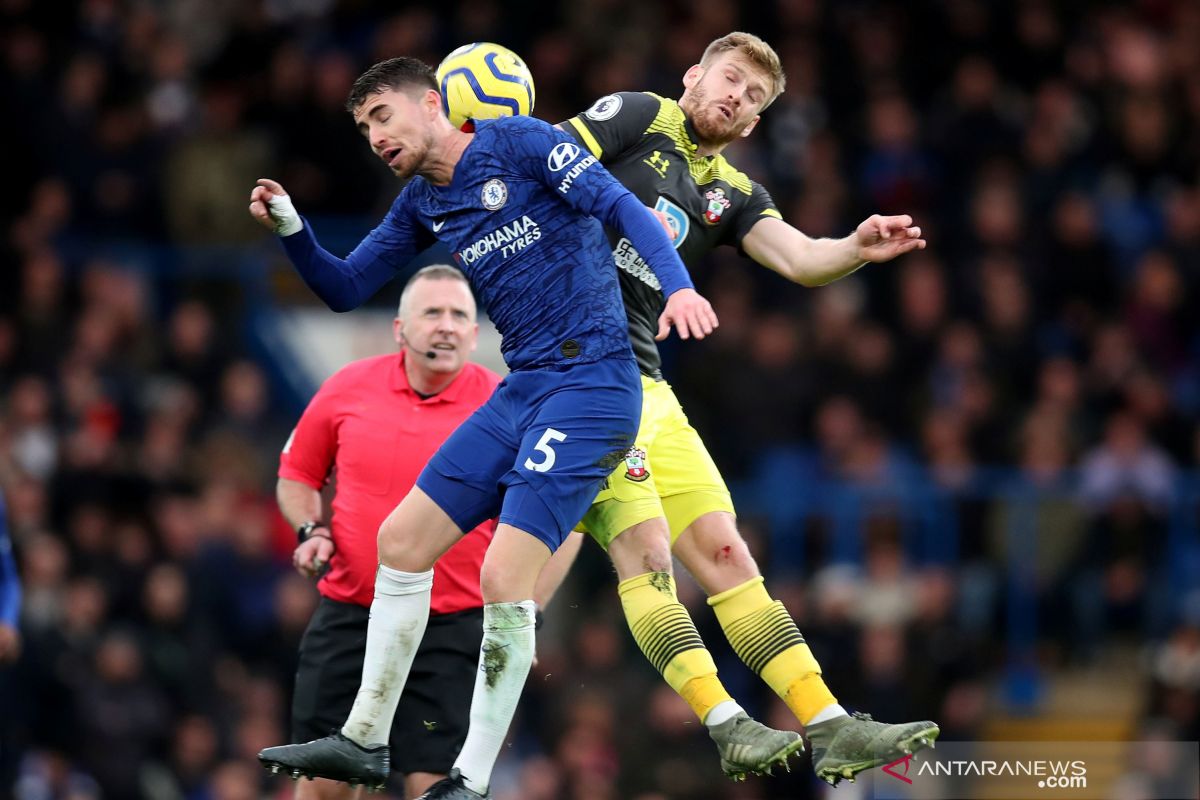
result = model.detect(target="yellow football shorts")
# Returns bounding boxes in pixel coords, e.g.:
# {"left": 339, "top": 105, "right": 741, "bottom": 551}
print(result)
{"left": 577, "top": 376, "right": 734, "bottom": 550}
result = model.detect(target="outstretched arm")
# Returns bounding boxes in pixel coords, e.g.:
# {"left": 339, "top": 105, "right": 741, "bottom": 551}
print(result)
{"left": 742, "top": 214, "right": 926, "bottom": 287}
{"left": 602, "top": 193, "right": 718, "bottom": 341}
{"left": 249, "top": 178, "right": 426, "bottom": 312}
{"left": 515, "top": 116, "right": 718, "bottom": 341}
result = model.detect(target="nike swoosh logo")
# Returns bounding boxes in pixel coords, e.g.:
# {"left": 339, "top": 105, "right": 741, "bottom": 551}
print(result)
{"left": 432, "top": 219, "right": 445, "bottom": 232}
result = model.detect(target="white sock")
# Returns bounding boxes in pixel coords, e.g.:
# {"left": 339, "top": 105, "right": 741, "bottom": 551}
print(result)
{"left": 704, "top": 700, "right": 744, "bottom": 727}
{"left": 452, "top": 601, "right": 537, "bottom": 795}
{"left": 340, "top": 565, "right": 434, "bottom": 746}
{"left": 807, "top": 703, "right": 849, "bottom": 726}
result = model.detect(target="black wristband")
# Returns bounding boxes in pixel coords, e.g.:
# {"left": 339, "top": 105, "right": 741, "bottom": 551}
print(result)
{"left": 296, "top": 520, "right": 327, "bottom": 543}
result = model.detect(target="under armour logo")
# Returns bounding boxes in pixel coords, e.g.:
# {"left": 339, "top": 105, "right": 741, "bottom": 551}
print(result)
{"left": 644, "top": 150, "right": 670, "bottom": 178}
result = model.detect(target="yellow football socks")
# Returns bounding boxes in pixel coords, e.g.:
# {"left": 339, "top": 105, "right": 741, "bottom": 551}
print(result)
{"left": 618, "top": 571, "right": 733, "bottom": 722}
{"left": 709, "top": 576, "right": 837, "bottom": 725}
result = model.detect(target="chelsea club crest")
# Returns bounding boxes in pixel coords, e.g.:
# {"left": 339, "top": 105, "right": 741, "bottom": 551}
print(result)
{"left": 481, "top": 179, "right": 508, "bottom": 211}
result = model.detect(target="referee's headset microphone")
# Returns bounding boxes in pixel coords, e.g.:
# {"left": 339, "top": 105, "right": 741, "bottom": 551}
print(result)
{"left": 398, "top": 329, "right": 438, "bottom": 360}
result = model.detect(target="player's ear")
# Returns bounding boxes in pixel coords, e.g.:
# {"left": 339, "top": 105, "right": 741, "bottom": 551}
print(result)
{"left": 425, "top": 88, "right": 443, "bottom": 116}
{"left": 468, "top": 323, "right": 479, "bottom": 353}
{"left": 739, "top": 115, "right": 761, "bottom": 138}
{"left": 682, "top": 64, "right": 703, "bottom": 91}
{"left": 393, "top": 317, "right": 405, "bottom": 346}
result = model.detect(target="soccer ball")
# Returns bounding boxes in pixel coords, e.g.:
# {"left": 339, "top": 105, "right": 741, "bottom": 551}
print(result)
{"left": 436, "top": 42, "right": 536, "bottom": 128}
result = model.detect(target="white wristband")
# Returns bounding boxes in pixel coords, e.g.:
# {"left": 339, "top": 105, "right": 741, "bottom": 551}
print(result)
{"left": 266, "top": 193, "right": 303, "bottom": 237}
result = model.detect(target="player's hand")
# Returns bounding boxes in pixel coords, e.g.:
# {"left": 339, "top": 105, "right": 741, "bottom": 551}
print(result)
{"left": 651, "top": 209, "right": 678, "bottom": 241}
{"left": 656, "top": 287, "right": 718, "bottom": 341}
{"left": 248, "top": 178, "right": 286, "bottom": 229}
{"left": 249, "top": 178, "right": 303, "bottom": 235}
{"left": 293, "top": 534, "right": 335, "bottom": 579}
{"left": 0, "top": 623, "right": 21, "bottom": 664}
{"left": 855, "top": 214, "right": 925, "bottom": 262}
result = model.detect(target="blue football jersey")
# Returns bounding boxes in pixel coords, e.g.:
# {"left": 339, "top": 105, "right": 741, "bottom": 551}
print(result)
{"left": 280, "top": 115, "right": 695, "bottom": 370}
{"left": 354, "top": 116, "right": 667, "bottom": 370}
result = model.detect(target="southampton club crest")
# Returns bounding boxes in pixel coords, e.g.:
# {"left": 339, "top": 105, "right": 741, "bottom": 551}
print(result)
{"left": 623, "top": 446, "right": 650, "bottom": 482}
{"left": 704, "top": 187, "right": 731, "bottom": 224}
{"left": 481, "top": 178, "right": 508, "bottom": 211}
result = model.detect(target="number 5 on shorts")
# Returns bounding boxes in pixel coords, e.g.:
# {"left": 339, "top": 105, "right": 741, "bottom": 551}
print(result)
{"left": 524, "top": 428, "right": 567, "bottom": 472}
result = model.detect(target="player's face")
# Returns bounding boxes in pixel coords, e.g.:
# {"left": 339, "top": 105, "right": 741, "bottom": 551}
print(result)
{"left": 681, "top": 52, "right": 770, "bottom": 147}
{"left": 394, "top": 278, "right": 478, "bottom": 375}
{"left": 353, "top": 88, "right": 436, "bottom": 179}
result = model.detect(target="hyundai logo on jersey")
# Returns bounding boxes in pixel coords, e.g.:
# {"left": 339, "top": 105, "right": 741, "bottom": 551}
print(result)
{"left": 547, "top": 142, "right": 581, "bottom": 172}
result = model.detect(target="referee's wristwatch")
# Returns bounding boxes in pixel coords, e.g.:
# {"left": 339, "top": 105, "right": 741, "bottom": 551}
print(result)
{"left": 296, "top": 520, "right": 330, "bottom": 544}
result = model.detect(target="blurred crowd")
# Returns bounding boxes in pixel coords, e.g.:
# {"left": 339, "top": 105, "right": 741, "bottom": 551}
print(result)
{"left": 0, "top": 0, "right": 1198, "bottom": 798}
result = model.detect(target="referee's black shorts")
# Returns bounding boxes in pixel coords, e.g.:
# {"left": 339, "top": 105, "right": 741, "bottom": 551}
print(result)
{"left": 291, "top": 597, "right": 484, "bottom": 775}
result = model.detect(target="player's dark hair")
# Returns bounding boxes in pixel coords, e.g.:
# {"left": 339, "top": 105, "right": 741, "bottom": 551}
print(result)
{"left": 346, "top": 57, "right": 439, "bottom": 113}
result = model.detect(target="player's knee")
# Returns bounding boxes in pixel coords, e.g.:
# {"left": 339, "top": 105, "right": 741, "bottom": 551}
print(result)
{"left": 643, "top": 548, "right": 673, "bottom": 574}
{"left": 610, "top": 518, "right": 673, "bottom": 576}
{"left": 376, "top": 517, "right": 431, "bottom": 571}
{"left": 684, "top": 514, "right": 760, "bottom": 578}
{"left": 615, "top": 543, "right": 672, "bottom": 575}
{"left": 709, "top": 536, "right": 757, "bottom": 578}
{"left": 478, "top": 562, "right": 537, "bottom": 603}
{"left": 638, "top": 532, "right": 674, "bottom": 573}
{"left": 478, "top": 569, "right": 506, "bottom": 603}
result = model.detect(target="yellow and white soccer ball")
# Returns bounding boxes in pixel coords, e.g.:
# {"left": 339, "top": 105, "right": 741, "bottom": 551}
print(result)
{"left": 436, "top": 42, "right": 535, "bottom": 128}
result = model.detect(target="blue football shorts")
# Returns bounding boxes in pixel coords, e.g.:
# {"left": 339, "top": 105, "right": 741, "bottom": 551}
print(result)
{"left": 416, "top": 356, "right": 641, "bottom": 551}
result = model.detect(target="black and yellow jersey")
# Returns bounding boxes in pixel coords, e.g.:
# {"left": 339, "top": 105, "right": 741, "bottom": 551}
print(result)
{"left": 561, "top": 91, "right": 781, "bottom": 378}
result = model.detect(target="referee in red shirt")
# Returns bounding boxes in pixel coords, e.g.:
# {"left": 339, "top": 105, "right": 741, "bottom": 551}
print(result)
{"left": 278, "top": 265, "right": 571, "bottom": 799}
